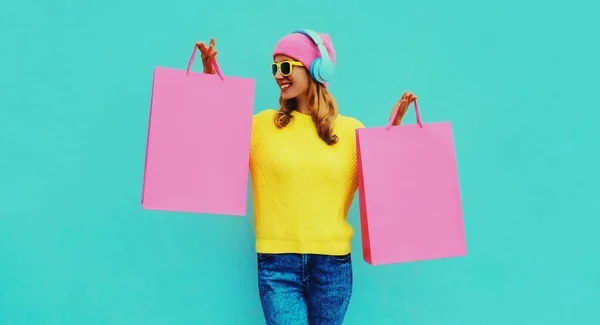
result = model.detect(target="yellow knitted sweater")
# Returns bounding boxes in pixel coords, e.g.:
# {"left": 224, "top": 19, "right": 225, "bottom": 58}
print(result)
{"left": 249, "top": 109, "right": 364, "bottom": 256}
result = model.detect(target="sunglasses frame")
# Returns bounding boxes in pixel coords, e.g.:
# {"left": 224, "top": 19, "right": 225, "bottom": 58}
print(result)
{"left": 271, "top": 60, "right": 304, "bottom": 77}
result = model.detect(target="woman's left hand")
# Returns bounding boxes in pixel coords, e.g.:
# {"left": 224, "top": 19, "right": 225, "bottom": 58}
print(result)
{"left": 390, "top": 91, "right": 418, "bottom": 126}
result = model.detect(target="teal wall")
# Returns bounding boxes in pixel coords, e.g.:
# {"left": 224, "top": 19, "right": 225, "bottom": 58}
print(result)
{"left": 1, "top": 0, "right": 599, "bottom": 324}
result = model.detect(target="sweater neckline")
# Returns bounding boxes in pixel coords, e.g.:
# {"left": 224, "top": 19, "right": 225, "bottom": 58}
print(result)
{"left": 291, "top": 110, "right": 312, "bottom": 120}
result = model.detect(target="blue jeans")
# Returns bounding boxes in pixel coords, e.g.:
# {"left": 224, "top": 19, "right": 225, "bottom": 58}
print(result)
{"left": 257, "top": 253, "right": 353, "bottom": 325}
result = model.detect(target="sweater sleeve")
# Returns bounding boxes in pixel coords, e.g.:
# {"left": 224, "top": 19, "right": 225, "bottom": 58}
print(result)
{"left": 354, "top": 118, "right": 365, "bottom": 129}
{"left": 347, "top": 116, "right": 365, "bottom": 132}
{"left": 250, "top": 109, "right": 275, "bottom": 153}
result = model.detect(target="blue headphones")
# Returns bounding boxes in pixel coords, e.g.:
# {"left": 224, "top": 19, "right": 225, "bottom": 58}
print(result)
{"left": 292, "top": 29, "right": 335, "bottom": 84}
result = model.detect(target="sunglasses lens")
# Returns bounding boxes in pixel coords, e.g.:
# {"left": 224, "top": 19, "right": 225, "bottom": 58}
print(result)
{"left": 271, "top": 63, "right": 278, "bottom": 76}
{"left": 280, "top": 62, "right": 291, "bottom": 75}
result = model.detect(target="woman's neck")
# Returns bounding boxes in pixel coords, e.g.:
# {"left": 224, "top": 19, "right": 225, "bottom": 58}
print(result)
{"left": 295, "top": 93, "right": 311, "bottom": 115}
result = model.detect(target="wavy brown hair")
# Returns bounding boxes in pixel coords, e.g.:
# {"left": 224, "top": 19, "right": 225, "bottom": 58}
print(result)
{"left": 273, "top": 79, "right": 339, "bottom": 145}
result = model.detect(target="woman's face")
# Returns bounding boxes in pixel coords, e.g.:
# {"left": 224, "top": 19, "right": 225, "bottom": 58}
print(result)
{"left": 273, "top": 54, "right": 310, "bottom": 100}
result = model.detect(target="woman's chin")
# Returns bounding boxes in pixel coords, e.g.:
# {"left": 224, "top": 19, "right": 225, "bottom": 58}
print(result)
{"left": 281, "top": 91, "right": 294, "bottom": 100}
{"left": 283, "top": 84, "right": 304, "bottom": 98}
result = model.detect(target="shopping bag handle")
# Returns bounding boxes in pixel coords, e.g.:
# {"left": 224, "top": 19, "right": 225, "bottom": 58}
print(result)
{"left": 186, "top": 44, "right": 225, "bottom": 80}
{"left": 386, "top": 99, "right": 423, "bottom": 130}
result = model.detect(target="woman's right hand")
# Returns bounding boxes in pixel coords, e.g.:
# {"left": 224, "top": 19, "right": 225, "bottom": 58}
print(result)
{"left": 195, "top": 38, "right": 218, "bottom": 74}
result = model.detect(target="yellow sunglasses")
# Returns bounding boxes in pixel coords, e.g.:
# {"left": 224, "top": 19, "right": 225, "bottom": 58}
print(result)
{"left": 271, "top": 60, "right": 304, "bottom": 77}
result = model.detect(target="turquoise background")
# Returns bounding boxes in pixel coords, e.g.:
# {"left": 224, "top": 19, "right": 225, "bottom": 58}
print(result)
{"left": 1, "top": 0, "right": 599, "bottom": 324}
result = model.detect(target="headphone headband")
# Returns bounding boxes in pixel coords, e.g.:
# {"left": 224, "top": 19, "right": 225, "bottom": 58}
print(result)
{"left": 291, "top": 29, "right": 335, "bottom": 83}
{"left": 292, "top": 29, "right": 332, "bottom": 63}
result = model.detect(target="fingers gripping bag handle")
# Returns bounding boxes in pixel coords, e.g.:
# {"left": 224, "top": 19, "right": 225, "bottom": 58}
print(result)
{"left": 386, "top": 99, "right": 423, "bottom": 131}
{"left": 186, "top": 44, "right": 224, "bottom": 80}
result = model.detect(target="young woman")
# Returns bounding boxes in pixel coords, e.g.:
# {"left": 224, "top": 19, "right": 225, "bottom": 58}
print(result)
{"left": 196, "top": 30, "right": 417, "bottom": 325}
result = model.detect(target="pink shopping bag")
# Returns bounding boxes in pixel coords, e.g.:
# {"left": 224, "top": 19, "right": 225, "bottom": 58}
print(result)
{"left": 141, "top": 45, "right": 255, "bottom": 216}
{"left": 356, "top": 100, "right": 466, "bottom": 265}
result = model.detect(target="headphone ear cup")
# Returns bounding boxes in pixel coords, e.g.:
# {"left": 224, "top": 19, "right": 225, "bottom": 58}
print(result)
{"left": 318, "top": 60, "right": 334, "bottom": 82}
{"left": 310, "top": 58, "right": 324, "bottom": 83}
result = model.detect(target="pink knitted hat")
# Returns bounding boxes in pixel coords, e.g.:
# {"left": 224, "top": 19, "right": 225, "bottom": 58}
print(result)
{"left": 272, "top": 31, "right": 336, "bottom": 88}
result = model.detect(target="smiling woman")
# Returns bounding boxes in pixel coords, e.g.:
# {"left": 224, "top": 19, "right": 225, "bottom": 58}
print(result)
{"left": 195, "top": 29, "right": 416, "bottom": 325}
{"left": 272, "top": 52, "right": 340, "bottom": 146}
{"left": 272, "top": 56, "right": 310, "bottom": 100}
